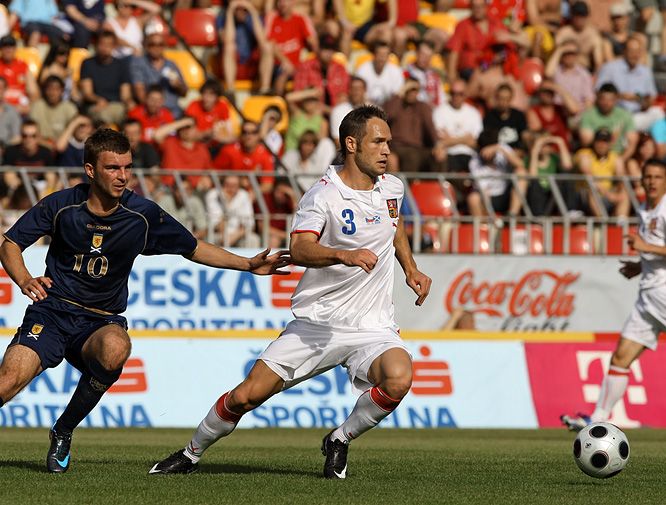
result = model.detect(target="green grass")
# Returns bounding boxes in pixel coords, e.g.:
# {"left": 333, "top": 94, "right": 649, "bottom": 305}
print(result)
{"left": 0, "top": 428, "right": 664, "bottom": 505}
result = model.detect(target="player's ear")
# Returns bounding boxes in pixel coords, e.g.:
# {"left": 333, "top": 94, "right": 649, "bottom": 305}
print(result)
{"left": 83, "top": 162, "right": 95, "bottom": 179}
{"left": 345, "top": 135, "right": 356, "bottom": 155}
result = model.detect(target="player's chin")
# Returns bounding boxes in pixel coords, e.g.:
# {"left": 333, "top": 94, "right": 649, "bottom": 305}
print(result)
{"left": 376, "top": 161, "right": 388, "bottom": 173}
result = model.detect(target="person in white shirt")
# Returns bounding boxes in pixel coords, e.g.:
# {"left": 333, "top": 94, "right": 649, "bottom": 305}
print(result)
{"left": 330, "top": 76, "right": 367, "bottom": 148}
{"left": 204, "top": 175, "right": 260, "bottom": 247}
{"left": 355, "top": 41, "right": 404, "bottom": 106}
{"left": 150, "top": 105, "right": 432, "bottom": 479}
{"left": 282, "top": 129, "right": 336, "bottom": 191}
{"left": 562, "top": 158, "right": 666, "bottom": 431}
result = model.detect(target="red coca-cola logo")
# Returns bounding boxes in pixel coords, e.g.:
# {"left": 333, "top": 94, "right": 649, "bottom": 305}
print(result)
{"left": 445, "top": 269, "right": 580, "bottom": 318}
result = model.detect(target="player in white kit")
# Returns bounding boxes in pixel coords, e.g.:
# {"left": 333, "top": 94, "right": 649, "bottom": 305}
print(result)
{"left": 562, "top": 158, "right": 666, "bottom": 431}
{"left": 150, "top": 105, "right": 432, "bottom": 477}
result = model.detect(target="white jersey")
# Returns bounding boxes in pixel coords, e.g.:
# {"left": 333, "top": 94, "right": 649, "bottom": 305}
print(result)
{"left": 290, "top": 165, "right": 403, "bottom": 330}
{"left": 638, "top": 194, "right": 666, "bottom": 291}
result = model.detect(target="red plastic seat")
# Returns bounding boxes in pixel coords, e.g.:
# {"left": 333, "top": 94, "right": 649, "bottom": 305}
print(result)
{"left": 410, "top": 180, "right": 456, "bottom": 217}
{"left": 501, "top": 225, "right": 544, "bottom": 255}
{"left": 606, "top": 225, "right": 638, "bottom": 256}
{"left": 450, "top": 224, "right": 490, "bottom": 254}
{"left": 552, "top": 225, "right": 593, "bottom": 255}
{"left": 173, "top": 9, "right": 218, "bottom": 47}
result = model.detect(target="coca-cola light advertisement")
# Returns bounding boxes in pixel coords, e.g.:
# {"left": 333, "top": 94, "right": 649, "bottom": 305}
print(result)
{"left": 394, "top": 256, "right": 638, "bottom": 332}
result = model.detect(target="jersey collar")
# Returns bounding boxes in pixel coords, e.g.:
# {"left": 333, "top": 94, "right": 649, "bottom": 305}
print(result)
{"left": 326, "top": 165, "right": 384, "bottom": 201}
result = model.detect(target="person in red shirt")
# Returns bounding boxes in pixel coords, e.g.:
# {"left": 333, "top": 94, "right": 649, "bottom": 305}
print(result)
{"left": 213, "top": 120, "right": 275, "bottom": 191}
{"left": 184, "top": 79, "right": 235, "bottom": 144}
{"left": 526, "top": 79, "right": 580, "bottom": 149}
{"left": 265, "top": 0, "right": 318, "bottom": 95}
{"left": 127, "top": 84, "right": 175, "bottom": 142}
{"left": 0, "top": 35, "right": 39, "bottom": 115}
{"left": 154, "top": 116, "right": 213, "bottom": 187}
{"left": 254, "top": 177, "right": 297, "bottom": 248}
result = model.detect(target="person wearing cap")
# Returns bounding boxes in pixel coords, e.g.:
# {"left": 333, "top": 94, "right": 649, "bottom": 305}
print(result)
{"left": 293, "top": 33, "right": 350, "bottom": 107}
{"left": 0, "top": 35, "right": 38, "bottom": 115}
{"left": 265, "top": 0, "right": 318, "bottom": 96}
{"left": 546, "top": 39, "right": 594, "bottom": 112}
{"left": 555, "top": 1, "right": 603, "bottom": 71}
{"left": 574, "top": 127, "right": 630, "bottom": 218}
{"left": 603, "top": 1, "right": 648, "bottom": 64}
{"left": 596, "top": 35, "right": 664, "bottom": 132}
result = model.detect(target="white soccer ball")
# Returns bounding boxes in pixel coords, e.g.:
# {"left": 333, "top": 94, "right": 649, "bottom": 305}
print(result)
{"left": 573, "top": 422, "right": 630, "bottom": 479}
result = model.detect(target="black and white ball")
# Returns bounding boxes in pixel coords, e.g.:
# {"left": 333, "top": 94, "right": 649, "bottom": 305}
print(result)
{"left": 573, "top": 422, "right": 630, "bottom": 479}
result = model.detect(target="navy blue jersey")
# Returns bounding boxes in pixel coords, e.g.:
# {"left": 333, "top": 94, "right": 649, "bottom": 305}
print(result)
{"left": 4, "top": 184, "right": 197, "bottom": 314}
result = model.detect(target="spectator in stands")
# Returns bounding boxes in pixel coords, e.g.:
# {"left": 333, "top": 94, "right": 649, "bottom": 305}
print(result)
{"left": 0, "top": 35, "right": 38, "bottom": 115}
{"left": 627, "top": 133, "right": 657, "bottom": 200}
{"left": 432, "top": 79, "right": 482, "bottom": 185}
{"left": 218, "top": 0, "right": 274, "bottom": 97}
{"left": 575, "top": 128, "right": 630, "bottom": 218}
{"left": 0, "top": 77, "right": 21, "bottom": 147}
{"left": 405, "top": 40, "right": 446, "bottom": 107}
{"left": 650, "top": 117, "right": 666, "bottom": 159}
{"left": 634, "top": 0, "right": 666, "bottom": 69}
{"left": 103, "top": 0, "right": 162, "bottom": 58}
{"left": 579, "top": 83, "right": 638, "bottom": 162}
{"left": 526, "top": 80, "right": 579, "bottom": 148}
{"left": 127, "top": 84, "right": 175, "bottom": 142}
{"left": 545, "top": 41, "right": 595, "bottom": 113}
{"left": 446, "top": 0, "right": 522, "bottom": 82}
{"left": 55, "top": 115, "right": 94, "bottom": 167}
{"left": 555, "top": 1, "right": 603, "bottom": 71}
{"left": 80, "top": 31, "right": 134, "bottom": 126}
{"left": 153, "top": 116, "right": 213, "bottom": 186}
{"left": 9, "top": 0, "right": 65, "bottom": 47}
{"left": 526, "top": 135, "right": 575, "bottom": 216}
{"left": 184, "top": 79, "right": 235, "bottom": 145}
{"left": 38, "top": 41, "right": 79, "bottom": 103}
{"left": 122, "top": 118, "right": 160, "bottom": 169}
{"left": 596, "top": 36, "right": 664, "bottom": 132}
{"left": 213, "top": 120, "right": 275, "bottom": 192}
{"left": 63, "top": 0, "right": 105, "bottom": 48}
{"left": 130, "top": 32, "right": 187, "bottom": 118}
{"left": 254, "top": 176, "right": 297, "bottom": 247}
{"left": 282, "top": 129, "right": 336, "bottom": 191}
{"left": 265, "top": 0, "right": 318, "bottom": 95}
{"left": 384, "top": 78, "right": 441, "bottom": 172}
{"left": 330, "top": 76, "right": 366, "bottom": 148}
{"left": 30, "top": 76, "right": 78, "bottom": 145}
{"left": 334, "top": 0, "right": 396, "bottom": 57}
{"left": 526, "top": 0, "right": 562, "bottom": 34}
{"left": 293, "top": 33, "right": 349, "bottom": 107}
{"left": 155, "top": 180, "right": 208, "bottom": 239}
{"left": 467, "top": 128, "right": 527, "bottom": 217}
{"left": 259, "top": 105, "right": 284, "bottom": 156}
{"left": 483, "top": 83, "right": 528, "bottom": 153}
{"left": 392, "top": 0, "right": 448, "bottom": 57}
{"left": 205, "top": 174, "right": 260, "bottom": 247}
{"left": 602, "top": 1, "right": 648, "bottom": 64}
{"left": 5, "top": 119, "right": 56, "bottom": 197}
{"left": 355, "top": 40, "right": 404, "bottom": 106}
{"left": 284, "top": 87, "right": 328, "bottom": 152}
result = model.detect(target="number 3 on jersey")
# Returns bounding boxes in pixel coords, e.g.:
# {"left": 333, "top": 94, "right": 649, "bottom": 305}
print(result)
{"left": 341, "top": 209, "right": 356, "bottom": 235}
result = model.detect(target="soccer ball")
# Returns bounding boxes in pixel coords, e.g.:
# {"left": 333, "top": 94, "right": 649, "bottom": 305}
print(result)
{"left": 573, "top": 422, "right": 630, "bottom": 479}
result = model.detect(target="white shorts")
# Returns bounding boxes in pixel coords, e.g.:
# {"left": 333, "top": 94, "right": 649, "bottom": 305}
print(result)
{"left": 259, "top": 319, "right": 409, "bottom": 394}
{"left": 621, "top": 290, "right": 666, "bottom": 351}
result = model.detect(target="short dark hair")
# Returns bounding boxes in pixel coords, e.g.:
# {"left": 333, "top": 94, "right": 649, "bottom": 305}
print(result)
{"left": 350, "top": 76, "right": 366, "bottom": 88}
{"left": 200, "top": 78, "right": 222, "bottom": 96}
{"left": 21, "top": 118, "right": 39, "bottom": 131}
{"left": 122, "top": 118, "right": 142, "bottom": 130}
{"left": 338, "top": 105, "right": 387, "bottom": 159}
{"left": 642, "top": 158, "right": 666, "bottom": 176}
{"left": 477, "top": 129, "right": 499, "bottom": 149}
{"left": 496, "top": 83, "right": 513, "bottom": 95}
{"left": 42, "top": 75, "right": 65, "bottom": 90}
{"left": 84, "top": 128, "right": 131, "bottom": 167}
{"left": 598, "top": 82, "right": 618, "bottom": 94}
{"left": 97, "top": 30, "right": 117, "bottom": 43}
{"left": 146, "top": 84, "right": 164, "bottom": 96}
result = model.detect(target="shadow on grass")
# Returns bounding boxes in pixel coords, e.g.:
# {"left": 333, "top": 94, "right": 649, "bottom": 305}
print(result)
{"left": 0, "top": 460, "right": 48, "bottom": 473}
{"left": 199, "top": 463, "right": 318, "bottom": 478}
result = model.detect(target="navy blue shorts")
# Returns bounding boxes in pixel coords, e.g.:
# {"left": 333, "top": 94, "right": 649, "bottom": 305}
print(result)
{"left": 7, "top": 297, "right": 127, "bottom": 372}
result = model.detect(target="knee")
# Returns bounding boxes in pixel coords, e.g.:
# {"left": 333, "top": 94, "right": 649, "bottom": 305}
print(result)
{"left": 98, "top": 332, "right": 131, "bottom": 371}
{"left": 228, "top": 381, "right": 268, "bottom": 412}
{"left": 380, "top": 374, "right": 412, "bottom": 401}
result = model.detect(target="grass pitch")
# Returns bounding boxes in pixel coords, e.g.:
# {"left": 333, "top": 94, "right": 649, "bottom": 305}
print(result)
{"left": 0, "top": 428, "right": 664, "bottom": 505}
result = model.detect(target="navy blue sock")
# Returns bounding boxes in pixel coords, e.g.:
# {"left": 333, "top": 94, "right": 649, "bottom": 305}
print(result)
{"left": 53, "top": 374, "right": 109, "bottom": 434}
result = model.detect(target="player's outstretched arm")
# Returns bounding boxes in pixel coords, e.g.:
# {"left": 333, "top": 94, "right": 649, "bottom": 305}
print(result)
{"left": 290, "top": 232, "right": 378, "bottom": 272}
{"left": 393, "top": 218, "right": 431, "bottom": 306}
{"left": 186, "top": 240, "right": 291, "bottom": 275}
{"left": 0, "top": 239, "right": 52, "bottom": 301}
{"left": 626, "top": 232, "right": 666, "bottom": 257}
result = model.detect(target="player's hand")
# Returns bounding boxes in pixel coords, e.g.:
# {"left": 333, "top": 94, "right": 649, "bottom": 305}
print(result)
{"left": 626, "top": 233, "right": 648, "bottom": 253}
{"left": 619, "top": 260, "right": 641, "bottom": 279}
{"left": 248, "top": 248, "right": 292, "bottom": 275}
{"left": 19, "top": 276, "right": 52, "bottom": 302}
{"left": 340, "top": 249, "right": 378, "bottom": 273}
{"left": 406, "top": 269, "right": 432, "bottom": 306}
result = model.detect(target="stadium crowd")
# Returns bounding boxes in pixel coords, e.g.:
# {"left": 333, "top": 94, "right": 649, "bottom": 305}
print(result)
{"left": 0, "top": 0, "right": 665, "bottom": 248}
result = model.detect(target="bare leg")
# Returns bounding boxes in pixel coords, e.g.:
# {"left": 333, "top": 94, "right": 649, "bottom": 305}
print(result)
{"left": 0, "top": 345, "right": 42, "bottom": 404}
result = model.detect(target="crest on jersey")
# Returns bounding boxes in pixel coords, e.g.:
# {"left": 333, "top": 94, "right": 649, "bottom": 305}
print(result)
{"left": 91, "top": 233, "right": 103, "bottom": 253}
{"left": 28, "top": 324, "right": 44, "bottom": 340}
{"left": 386, "top": 198, "right": 398, "bottom": 218}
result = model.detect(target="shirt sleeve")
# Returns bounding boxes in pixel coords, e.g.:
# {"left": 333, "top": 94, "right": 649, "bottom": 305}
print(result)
{"left": 79, "top": 58, "right": 92, "bottom": 81}
{"left": 142, "top": 201, "right": 198, "bottom": 256}
{"left": 291, "top": 185, "right": 327, "bottom": 236}
{"left": 4, "top": 192, "right": 60, "bottom": 249}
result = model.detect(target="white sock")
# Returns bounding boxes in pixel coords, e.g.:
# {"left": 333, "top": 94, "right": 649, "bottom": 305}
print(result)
{"left": 591, "top": 365, "right": 630, "bottom": 422}
{"left": 183, "top": 392, "right": 242, "bottom": 463}
{"left": 331, "top": 387, "right": 401, "bottom": 444}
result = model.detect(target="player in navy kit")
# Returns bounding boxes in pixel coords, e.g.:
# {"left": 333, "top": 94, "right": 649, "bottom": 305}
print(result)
{"left": 0, "top": 128, "right": 289, "bottom": 473}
